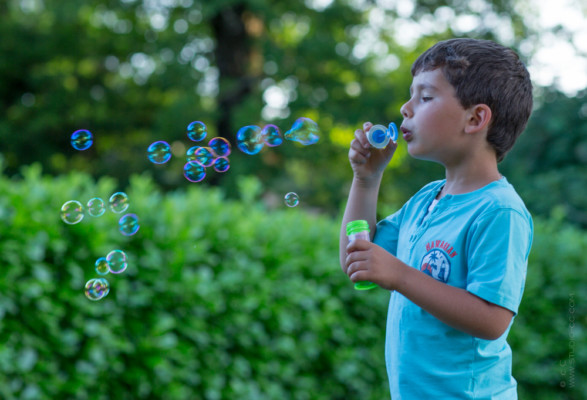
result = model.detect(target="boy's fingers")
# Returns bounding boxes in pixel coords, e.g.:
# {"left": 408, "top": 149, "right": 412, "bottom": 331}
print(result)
{"left": 354, "top": 129, "right": 370, "bottom": 149}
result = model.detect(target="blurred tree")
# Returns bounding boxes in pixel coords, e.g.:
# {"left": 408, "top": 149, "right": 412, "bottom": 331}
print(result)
{"left": 0, "top": 0, "right": 571, "bottom": 214}
{"left": 501, "top": 88, "right": 587, "bottom": 227}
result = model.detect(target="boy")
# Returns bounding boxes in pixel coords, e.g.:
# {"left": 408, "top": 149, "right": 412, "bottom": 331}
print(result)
{"left": 339, "top": 38, "right": 534, "bottom": 398}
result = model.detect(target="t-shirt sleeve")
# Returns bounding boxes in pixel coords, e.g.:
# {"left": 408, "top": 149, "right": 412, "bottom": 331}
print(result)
{"left": 373, "top": 211, "right": 402, "bottom": 257}
{"left": 466, "top": 208, "right": 533, "bottom": 315}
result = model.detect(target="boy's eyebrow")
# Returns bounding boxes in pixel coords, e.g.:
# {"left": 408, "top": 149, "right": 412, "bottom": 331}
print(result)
{"left": 409, "top": 82, "right": 438, "bottom": 94}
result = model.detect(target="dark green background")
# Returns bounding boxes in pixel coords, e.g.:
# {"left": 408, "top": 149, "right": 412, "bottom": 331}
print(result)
{"left": 0, "top": 0, "right": 585, "bottom": 398}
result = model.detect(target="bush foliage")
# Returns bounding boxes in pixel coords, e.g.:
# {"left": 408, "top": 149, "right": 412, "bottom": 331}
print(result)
{"left": 0, "top": 165, "right": 584, "bottom": 399}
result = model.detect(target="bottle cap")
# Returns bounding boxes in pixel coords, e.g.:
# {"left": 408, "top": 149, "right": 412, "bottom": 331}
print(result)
{"left": 346, "top": 220, "right": 370, "bottom": 235}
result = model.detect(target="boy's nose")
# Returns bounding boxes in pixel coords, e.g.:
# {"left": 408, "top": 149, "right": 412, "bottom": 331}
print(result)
{"left": 400, "top": 101, "right": 412, "bottom": 118}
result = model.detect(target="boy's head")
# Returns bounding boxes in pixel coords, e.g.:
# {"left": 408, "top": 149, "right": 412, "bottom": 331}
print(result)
{"left": 411, "top": 38, "right": 533, "bottom": 162}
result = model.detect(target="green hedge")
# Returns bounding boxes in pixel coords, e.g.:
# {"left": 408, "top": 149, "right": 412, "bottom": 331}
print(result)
{"left": 0, "top": 165, "right": 585, "bottom": 399}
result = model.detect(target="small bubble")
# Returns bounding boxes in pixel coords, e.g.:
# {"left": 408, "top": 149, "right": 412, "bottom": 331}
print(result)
{"left": 284, "top": 118, "right": 320, "bottom": 145}
{"left": 107, "top": 250, "right": 127, "bottom": 274}
{"left": 261, "top": 124, "right": 283, "bottom": 147}
{"left": 213, "top": 156, "right": 230, "bottom": 173}
{"left": 147, "top": 141, "right": 172, "bottom": 164}
{"left": 60, "top": 200, "right": 84, "bottom": 224}
{"left": 184, "top": 161, "right": 206, "bottom": 182}
{"left": 193, "top": 147, "right": 215, "bottom": 167}
{"left": 208, "top": 137, "right": 231, "bottom": 157}
{"left": 84, "top": 278, "right": 110, "bottom": 301}
{"left": 71, "top": 129, "right": 93, "bottom": 151}
{"left": 236, "top": 125, "right": 264, "bottom": 155}
{"left": 109, "top": 192, "right": 129, "bottom": 214}
{"left": 119, "top": 213, "right": 140, "bottom": 236}
{"left": 95, "top": 257, "right": 110, "bottom": 275}
{"left": 186, "top": 145, "right": 201, "bottom": 162}
{"left": 187, "top": 121, "right": 207, "bottom": 142}
{"left": 87, "top": 197, "right": 105, "bottom": 217}
{"left": 284, "top": 192, "right": 300, "bottom": 207}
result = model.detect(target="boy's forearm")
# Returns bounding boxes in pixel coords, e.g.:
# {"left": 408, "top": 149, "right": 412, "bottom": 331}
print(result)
{"left": 339, "top": 177, "right": 382, "bottom": 267}
{"left": 394, "top": 262, "right": 513, "bottom": 340}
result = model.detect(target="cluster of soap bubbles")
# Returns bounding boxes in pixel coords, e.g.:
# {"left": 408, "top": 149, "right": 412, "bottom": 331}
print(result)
{"left": 236, "top": 117, "right": 320, "bottom": 155}
{"left": 85, "top": 249, "right": 129, "bottom": 301}
{"left": 60, "top": 192, "right": 139, "bottom": 236}
{"left": 68, "top": 118, "right": 320, "bottom": 299}
{"left": 147, "top": 121, "right": 233, "bottom": 183}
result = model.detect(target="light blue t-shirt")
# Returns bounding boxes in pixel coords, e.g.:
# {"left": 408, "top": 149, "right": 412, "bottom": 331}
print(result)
{"left": 373, "top": 177, "right": 533, "bottom": 399}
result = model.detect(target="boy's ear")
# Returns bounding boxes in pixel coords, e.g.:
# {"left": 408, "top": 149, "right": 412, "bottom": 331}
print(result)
{"left": 464, "top": 104, "right": 492, "bottom": 134}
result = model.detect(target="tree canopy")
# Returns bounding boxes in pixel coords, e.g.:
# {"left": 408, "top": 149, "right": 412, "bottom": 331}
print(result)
{"left": 0, "top": 0, "right": 585, "bottom": 219}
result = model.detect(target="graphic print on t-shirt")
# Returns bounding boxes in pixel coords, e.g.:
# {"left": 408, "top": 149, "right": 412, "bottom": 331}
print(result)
{"left": 420, "top": 243, "right": 454, "bottom": 283}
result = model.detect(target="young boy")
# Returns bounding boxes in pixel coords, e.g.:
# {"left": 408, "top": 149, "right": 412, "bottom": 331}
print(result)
{"left": 339, "top": 38, "right": 534, "bottom": 398}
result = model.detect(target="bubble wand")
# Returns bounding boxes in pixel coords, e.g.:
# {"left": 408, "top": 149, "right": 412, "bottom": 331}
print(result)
{"left": 366, "top": 122, "right": 398, "bottom": 148}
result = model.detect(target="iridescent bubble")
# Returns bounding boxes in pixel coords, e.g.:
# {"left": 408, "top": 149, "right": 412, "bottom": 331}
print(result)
{"left": 87, "top": 197, "right": 105, "bottom": 217}
{"left": 284, "top": 117, "right": 320, "bottom": 145}
{"left": 261, "top": 124, "right": 283, "bottom": 147}
{"left": 187, "top": 121, "right": 207, "bottom": 142}
{"left": 119, "top": 213, "right": 140, "bottom": 236}
{"left": 95, "top": 257, "right": 110, "bottom": 275}
{"left": 194, "top": 147, "right": 215, "bottom": 167}
{"left": 213, "top": 157, "right": 230, "bottom": 173}
{"left": 84, "top": 278, "right": 110, "bottom": 301}
{"left": 71, "top": 129, "right": 93, "bottom": 151}
{"left": 109, "top": 192, "right": 129, "bottom": 214}
{"left": 208, "top": 137, "right": 231, "bottom": 157}
{"left": 184, "top": 161, "right": 206, "bottom": 182}
{"left": 284, "top": 192, "right": 300, "bottom": 207}
{"left": 107, "top": 250, "right": 127, "bottom": 274}
{"left": 147, "top": 141, "right": 172, "bottom": 164}
{"left": 60, "top": 200, "right": 84, "bottom": 224}
{"left": 186, "top": 145, "right": 201, "bottom": 162}
{"left": 236, "top": 125, "right": 264, "bottom": 155}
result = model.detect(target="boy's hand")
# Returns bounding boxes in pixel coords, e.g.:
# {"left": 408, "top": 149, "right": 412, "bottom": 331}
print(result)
{"left": 344, "top": 239, "right": 402, "bottom": 291}
{"left": 349, "top": 122, "right": 397, "bottom": 183}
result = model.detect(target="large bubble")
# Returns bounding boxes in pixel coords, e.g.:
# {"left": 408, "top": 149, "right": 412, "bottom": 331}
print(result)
{"left": 284, "top": 117, "right": 320, "bottom": 145}
{"left": 236, "top": 125, "right": 264, "bottom": 155}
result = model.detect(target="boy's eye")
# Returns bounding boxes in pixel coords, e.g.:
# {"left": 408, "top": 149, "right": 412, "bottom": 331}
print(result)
{"left": 422, "top": 96, "right": 432, "bottom": 102}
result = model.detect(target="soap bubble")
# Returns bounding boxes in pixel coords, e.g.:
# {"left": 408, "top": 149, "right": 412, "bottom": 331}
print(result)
{"left": 284, "top": 192, "right": 300, "bottom": 207}
{"left": 95, "top": 257, "right": 110, "bottom": 275}
{"left": 261, "top": 124, "right": 283, "bottom": 147}
{"left": 187, "top": 121, "right": 207, "bottom": 142}
{"left": 184, "top": 161, "right": 206, "bottom": 182}
{"left": 107, "top": 250, "right": 127, "bottom": 274}
{"left": 87, "top": 197, "right": 105, "bottom": 217}
{"left": 71, "top": 129, "right": 93, "bottom": 151}
{"left": 147, "top": 141, "right": 172, "bottom": 164}
{"left": 119, "top": 213, "right": 140, "bottom": 236}
{"left": 284, "top": 117, "right": 320, "bottom": 145}
{"left": 213, "top": 156, "right": 230, "bottom": 173}
{"left": 193, "top": 147, "right": 215, "bottom": 167}
{"left": 186, "top": 146, "right": 201, "bottom": 162}
{"left": 84, "top": 278, "right": 110, "bottom": 301}
{"left": 60, "top": 200, "right": 84, "bottom": 224}
{"left": 109, "top": 192, "right": 129, "bottom": 214}
{"left": 208, "top": 137, "right": 231, "bottom": 157}
{"left": 236, "top": 125, "right": 264, "bottom": 155}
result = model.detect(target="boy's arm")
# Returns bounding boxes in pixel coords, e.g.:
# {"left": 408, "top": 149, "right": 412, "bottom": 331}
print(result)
{"left": 344, "top": 241, "right": 514, "bottom": 340}
{"left": 339, "top": 177, "right": 381, "bottom": 269}
{"left": 339, "top": 122, "right": 397, "bottom": 270}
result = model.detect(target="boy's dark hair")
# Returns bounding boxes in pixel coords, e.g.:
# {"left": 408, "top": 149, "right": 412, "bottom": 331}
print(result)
{"left": 411, "top": 38, "right": 533, "bottom": 162}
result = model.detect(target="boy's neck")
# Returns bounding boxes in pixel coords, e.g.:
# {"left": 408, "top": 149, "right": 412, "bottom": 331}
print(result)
{"left": 438, "top": 155, "right": 501, "bottom": 199}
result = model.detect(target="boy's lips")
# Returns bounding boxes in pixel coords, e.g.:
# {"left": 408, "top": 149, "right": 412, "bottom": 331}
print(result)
{"left": 400, "top": 125, "right": 413, "bottom": 141}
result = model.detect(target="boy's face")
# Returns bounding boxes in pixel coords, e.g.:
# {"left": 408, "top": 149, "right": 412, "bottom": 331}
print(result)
{"left": 400, "top": 68, "right": 470, "bottom": 165}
